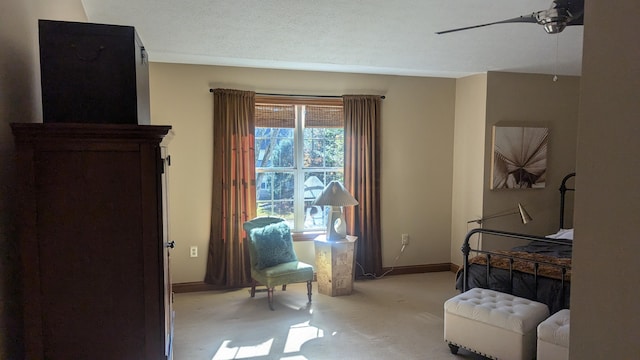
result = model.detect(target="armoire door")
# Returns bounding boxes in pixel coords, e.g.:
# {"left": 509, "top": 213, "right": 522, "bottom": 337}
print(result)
{"left": 161, "top": 143, "right": 174, "bottom": 359}
{"left": 12, "top": 123, "right": 172, "bottom": 360}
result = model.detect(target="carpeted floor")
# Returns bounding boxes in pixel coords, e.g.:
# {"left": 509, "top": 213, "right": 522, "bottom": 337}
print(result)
{"left": 173, "top": 271, "right": 488, "bottom": 359}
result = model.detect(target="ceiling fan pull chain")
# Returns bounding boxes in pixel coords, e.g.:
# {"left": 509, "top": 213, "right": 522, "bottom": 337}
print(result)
{"left": 553, "top": 34, "right": 560, "bottom": 82}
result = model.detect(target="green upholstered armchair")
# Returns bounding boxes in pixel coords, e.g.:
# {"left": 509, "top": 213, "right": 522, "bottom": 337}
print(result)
{"left": 243, "top": 217, "right": 314, "bottom": 310}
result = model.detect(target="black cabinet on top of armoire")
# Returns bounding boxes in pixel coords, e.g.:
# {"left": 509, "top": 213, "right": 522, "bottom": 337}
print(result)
{"left": 12, "top": 123, "right": 173, "bottom": 360}
{"left": 38, "top": 19, "right": 150, "bottom": 125}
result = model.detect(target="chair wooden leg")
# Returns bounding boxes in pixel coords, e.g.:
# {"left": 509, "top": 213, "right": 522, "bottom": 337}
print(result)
{"left": 267, "top": 287, "right": 275, "bottom": 310}
{"left": 282, "top": 284, "right": 287, "bottom": 291}
{"left": 250, "top": 279, "right": 257, "bottom": 298}
{"left": 306, "top": 281, "right": 312, "bottom": 303}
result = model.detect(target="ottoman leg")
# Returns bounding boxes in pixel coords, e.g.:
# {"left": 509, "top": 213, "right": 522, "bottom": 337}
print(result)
{"left": 447, "top": 343, "right": 459, "bottom": 354}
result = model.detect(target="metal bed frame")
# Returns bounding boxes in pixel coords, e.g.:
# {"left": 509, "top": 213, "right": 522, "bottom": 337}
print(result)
{"left": 559, "top": 172, "right": 576, "bottom": 229}
{"left": 460, "top": 173, "right": 576, "bottom": 307}
{"left": 461, "top": 229, "right": 571, "bottom": 304}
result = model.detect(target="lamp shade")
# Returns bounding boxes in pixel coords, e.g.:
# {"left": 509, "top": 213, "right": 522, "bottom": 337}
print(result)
{"left": 312, "top": 181, "right": 358, "bottom": 241}
{"left": 517, "top": 203, "right": 533, "bottom": 224}
{"left": 312, "top": 181, "right": 359, "bottom": 207}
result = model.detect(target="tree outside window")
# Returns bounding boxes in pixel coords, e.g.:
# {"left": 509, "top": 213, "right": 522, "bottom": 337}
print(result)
{"left": 255, "top": 101, "right": 344, "bottom": 232}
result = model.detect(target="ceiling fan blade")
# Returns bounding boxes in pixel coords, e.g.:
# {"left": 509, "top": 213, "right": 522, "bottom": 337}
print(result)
{"left": 436, "top": 13, "right": 540, "bottom": 34}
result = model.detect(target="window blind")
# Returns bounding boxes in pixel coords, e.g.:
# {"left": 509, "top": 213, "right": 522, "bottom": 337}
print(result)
{"left": 255, "top": 103, "right": 343, "bottom": 128}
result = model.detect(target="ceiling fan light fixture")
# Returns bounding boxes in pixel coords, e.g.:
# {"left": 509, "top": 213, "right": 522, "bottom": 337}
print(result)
{"left": 538, "top": 8, "right": 572, "bottom": 34}
{"left": 543, "top": 23, "right": 567, "bottom": 34}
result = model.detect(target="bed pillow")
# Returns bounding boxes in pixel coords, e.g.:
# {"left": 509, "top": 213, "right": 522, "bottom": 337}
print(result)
{"left": 250, "top": 221, "right": 298, "bottom": 270}
{"left": 546, "top": 228, "right": 574, "bottom": 240}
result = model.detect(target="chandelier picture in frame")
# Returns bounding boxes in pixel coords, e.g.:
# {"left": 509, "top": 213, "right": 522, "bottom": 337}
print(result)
{"left": 491, "top": 125, "right": 549, "bottom": 189}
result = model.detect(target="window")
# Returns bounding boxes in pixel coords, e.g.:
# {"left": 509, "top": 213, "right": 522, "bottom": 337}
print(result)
{"left": 255, "top": 98, "right": 344, "bottom": 233}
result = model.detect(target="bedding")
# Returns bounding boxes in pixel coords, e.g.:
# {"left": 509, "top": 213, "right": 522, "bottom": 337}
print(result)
{"left": 545, "top": 228, "right": 574, "bottom": 240}
{"left": 457, "top": 233, "right": 572, "bottom": 314}
{"left": 511, "top": 236, "right": 572, "bottom": 258}
{"left": 457, "top": 257, "right": 570, "bottom": 314}
{"left": 465, "top": 250, "right": 571, "bottom": 281}
{"left": 457, "top": 174, "right": 575, "bottom": 314}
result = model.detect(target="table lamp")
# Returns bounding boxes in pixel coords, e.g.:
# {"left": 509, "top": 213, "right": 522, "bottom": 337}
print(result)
{"left": 467, "top": 203, "right": 533, "bottom": 225}
{"left": 313, "top": 181, "right": 359, "bottom": 241}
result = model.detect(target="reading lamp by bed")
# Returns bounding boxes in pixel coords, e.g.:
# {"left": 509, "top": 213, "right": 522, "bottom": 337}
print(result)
{"left": 467, "top": 203, "right": 533, "bottom": 225}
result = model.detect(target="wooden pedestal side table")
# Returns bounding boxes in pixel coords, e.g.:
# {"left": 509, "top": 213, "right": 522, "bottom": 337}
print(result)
{"left": 314, "top": 235, "right": 358, "bottom": 296}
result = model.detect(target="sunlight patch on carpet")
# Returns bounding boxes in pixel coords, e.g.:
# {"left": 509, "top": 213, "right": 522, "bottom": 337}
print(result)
{"left": 416, "top": 312, "right": 443, "bottom": 325}
{"left": 211, "top": 321, "right": 324, "bottom": 359}
{"left": 284, "top": 321, "right": 324, "bottom": 353}
{"left": 212, "top": 339, "right": 273, "bottom": 359}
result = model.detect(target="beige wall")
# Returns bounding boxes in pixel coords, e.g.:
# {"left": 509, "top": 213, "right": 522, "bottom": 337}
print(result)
{"left": 149, "top": 63, "right": 456, "bottom": 283}
{"left": 4, "top": 1, "right": 638, "bottom": 357}
{"left": 480, "top": 72, "right": 580, "bottom": 250}
{"left": 0, "top": 0, "right": 87, "bottom": 357}
{"left": 450, "top": 72, "right": 580, "bottom": 263}
{"left": 451, "top": 74, "right": 488, "bottom": 264}
{"left": 570, "top": 0, "right": 640, "bottom": 357}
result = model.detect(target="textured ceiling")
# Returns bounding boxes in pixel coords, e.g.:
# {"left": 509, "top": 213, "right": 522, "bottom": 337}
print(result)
{"left": 80, "top": 0, "right": 583, "bottom": 78}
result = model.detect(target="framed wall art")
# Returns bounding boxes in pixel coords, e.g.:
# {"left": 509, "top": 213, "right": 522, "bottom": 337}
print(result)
{"left": 491, "top": 125, "right": 548, "bottom": 189}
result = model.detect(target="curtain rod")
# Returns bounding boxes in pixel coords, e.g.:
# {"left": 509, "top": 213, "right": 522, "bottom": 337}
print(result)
{"left": 209, "top": 89, "right": 385, "bottom": 99}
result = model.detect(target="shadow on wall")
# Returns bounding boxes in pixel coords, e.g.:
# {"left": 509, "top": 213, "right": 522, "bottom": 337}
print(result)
{"left": 0, "top": 30, "right": 40, "bottom": 360}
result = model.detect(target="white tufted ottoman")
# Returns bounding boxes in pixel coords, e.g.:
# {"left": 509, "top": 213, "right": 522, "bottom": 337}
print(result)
{"left": 537, "top": 309, "right": 570, "bottom": 360}
{"left": 444, "top": 288, "right": 550, "bottom": 360}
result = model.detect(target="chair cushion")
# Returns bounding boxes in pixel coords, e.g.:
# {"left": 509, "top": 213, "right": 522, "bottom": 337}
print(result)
{"left": 251, "top": 261, "right": 314, "bottom": 289}
{"left": 243, "top": 216, "right": 285, "bottom": 232}
{"left": 249, "top": 221, "right": 298, "bottom": 270}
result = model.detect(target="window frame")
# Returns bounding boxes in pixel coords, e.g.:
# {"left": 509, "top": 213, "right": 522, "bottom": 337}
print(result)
{"left": 255, "top": 96, "right": 344, "bottom": 236}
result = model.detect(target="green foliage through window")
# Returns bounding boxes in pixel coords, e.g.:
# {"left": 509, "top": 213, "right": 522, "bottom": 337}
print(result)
{"left": 255, "top": 103, "right": 344, "bottom": 231}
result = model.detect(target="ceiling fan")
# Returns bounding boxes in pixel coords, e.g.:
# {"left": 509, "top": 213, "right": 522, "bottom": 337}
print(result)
{"left": 436, "top": 0, "right": 584, "bottom": 35}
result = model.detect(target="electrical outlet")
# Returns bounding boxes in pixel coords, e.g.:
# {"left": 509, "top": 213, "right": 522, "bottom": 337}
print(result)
{"left": 401, "top": 234, "right": 409, "bottom": 245}
{"left": 190, "top": 246, "right": 198, "bottom": 258}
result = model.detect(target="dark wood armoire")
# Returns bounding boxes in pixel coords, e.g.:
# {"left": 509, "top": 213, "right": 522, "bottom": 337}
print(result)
{"left": 12, "top": 123, "right": 174, "bottom": 360}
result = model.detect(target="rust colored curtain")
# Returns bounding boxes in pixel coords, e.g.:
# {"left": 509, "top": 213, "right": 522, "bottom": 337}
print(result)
{"left": 205, "top": 89, "right": 257, "bottom": 287}
{"left": 343, "top": 95, "right": 382, "bottom": 277}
